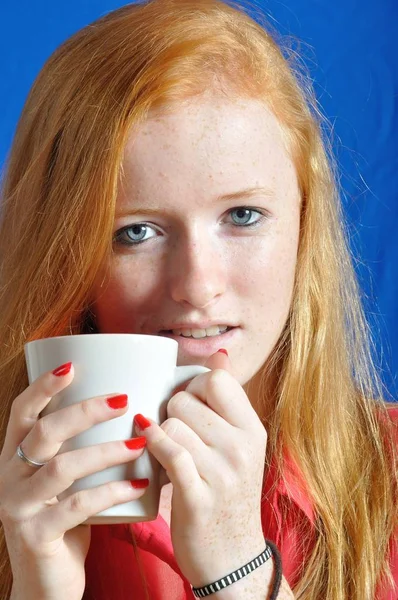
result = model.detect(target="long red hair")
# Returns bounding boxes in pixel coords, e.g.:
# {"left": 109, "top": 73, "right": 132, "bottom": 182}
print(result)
{"left": 0, "top": 1, "right": 396, "bottom": 598}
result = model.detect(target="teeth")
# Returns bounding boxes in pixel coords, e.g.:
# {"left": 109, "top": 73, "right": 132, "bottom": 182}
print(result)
{"left": 171, "top": 325, "right": 229, "bottom": 338}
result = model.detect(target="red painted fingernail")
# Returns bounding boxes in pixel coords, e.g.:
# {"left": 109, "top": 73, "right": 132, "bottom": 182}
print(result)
{"left": 130, "top": 478, "right": 150, "bottom": 489}
{"left": 218, "top": 348, "right": 228, "bottom": 356}
{"left": 106, "top": 394, "right": 128, "bottom": 409}
{"left": 52, "top": 362, "right": 72, "bottom": 377}
{"left": 124, "top": 437, "right": 147, "bottom": 450}
{"left": 134, "top": 414, "right": 152, "bottom": 430}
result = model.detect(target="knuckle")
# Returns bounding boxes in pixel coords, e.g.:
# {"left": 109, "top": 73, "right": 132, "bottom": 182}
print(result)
{"left": 100, "top": 481, "right": 119, "bottom": 505}
{"left": 167, "top": 447, "right": 192, "bottom": 472}
{"left": 45, "top": 454, "right": 66, "bottom": 480}
{"left": 96, "top": 443, "right": 116, "bottom": 469}
{"left": 10, "top": 368, "right": 71, "bottom": 422}
{"left": 9, "top": 395, "right": 22, "bottom": 418}
{"left": 161, "top": 417, "right": 181, "bottom": 438}
{"left": 229, "top": 438, "right": 249, "bottom": 467}
{"left": 68, "top": 491, "right": 89, "bottom": 515}
{"left": 10, "top": 393, "right": 30, "bottom": 421}
{"left": 34, "top": 415, "right": 53, "bottom": 444}
{"left": 206, "top": 369, "right": 230, "bottom": 393}
{"left": 103, "top": 480, "right": 116, "bottom": 494}
{"left": 167, "top": 392, "right": 190, "bottom": 417}
{"left": 33, "top": 370, "right": 65, "bottom": 404}
{"left": 228, "top": 435, "right": 264, "bottom": 471}
{"left": 253, "top": 422, "right": 268, "bottom": 447}
{"left": 79, "top": 398, "right": 96, "bottom": 421}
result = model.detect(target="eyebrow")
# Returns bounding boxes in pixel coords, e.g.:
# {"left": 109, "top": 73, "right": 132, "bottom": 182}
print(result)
{"left": 115, "top": 186, "right": 275, "bottom": 218}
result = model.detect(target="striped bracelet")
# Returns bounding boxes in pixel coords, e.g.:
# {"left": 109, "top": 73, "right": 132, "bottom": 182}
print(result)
{"left": 191, "top": 544, "right": 272, "bottom": 597}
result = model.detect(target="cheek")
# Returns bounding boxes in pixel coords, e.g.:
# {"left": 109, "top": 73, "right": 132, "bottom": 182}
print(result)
{"left": 91, "top": 258, "right": 162, "bottom": 331}
{"left": 239, "top": 224, "right": 299, "bottom": 332}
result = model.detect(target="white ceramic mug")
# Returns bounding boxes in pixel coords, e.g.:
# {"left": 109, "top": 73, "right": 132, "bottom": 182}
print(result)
{"left": 24, "top": 334, "right": 209, "bottom": 524}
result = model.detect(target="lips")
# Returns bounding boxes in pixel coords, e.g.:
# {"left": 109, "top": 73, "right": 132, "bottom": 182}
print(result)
{"left": 157, "top": 326, "right": 239, "bottom": 358}
{"left": 157, "top": 322, "right": 236, "bottom": 332}
{"left": 159, "top": 326, "right": 232, "bottom": 336}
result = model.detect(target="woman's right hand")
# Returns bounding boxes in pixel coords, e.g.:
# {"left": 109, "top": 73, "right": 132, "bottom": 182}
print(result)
{"left": 0, "top": 362, "right": 148, "bottom": 600}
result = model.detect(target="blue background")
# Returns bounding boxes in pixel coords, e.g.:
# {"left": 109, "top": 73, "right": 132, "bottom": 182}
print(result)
{"left": 1, "top": 1, "right": 397, "bottom": 399}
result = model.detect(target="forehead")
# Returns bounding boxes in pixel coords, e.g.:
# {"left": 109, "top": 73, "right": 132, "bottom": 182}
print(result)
{"left": 118, "top": 97, "right": 298, "bottom": 204}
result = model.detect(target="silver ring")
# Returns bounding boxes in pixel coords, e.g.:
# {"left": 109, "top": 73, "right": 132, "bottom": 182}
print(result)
{"left": 16, "top": 444, "right": 47, "bottom": 468}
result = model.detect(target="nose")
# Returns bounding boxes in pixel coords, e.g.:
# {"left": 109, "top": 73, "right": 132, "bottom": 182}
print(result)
{"left": 167, "top": 231, "right": 227, "bottom": 309}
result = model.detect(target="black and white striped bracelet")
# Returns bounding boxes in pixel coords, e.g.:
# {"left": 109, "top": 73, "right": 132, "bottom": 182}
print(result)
{"left": 191, "top": 544, "right": 273, "bottom": 598}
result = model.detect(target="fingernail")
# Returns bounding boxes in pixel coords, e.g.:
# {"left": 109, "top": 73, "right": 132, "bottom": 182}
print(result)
{"left": 124, "top": 437, "right": 147, "bottom": 450}
{"left": 106, "top": 394, "right": 128, "bottom": 409}
{"left": 130, "top": 478, "right": 150, "bottom": 489}
{"left": 218, "top": 348, "right": 228, "bottom": 356}
{"left": 134, "top": 414, "right": 152, "bottom": 430}
{"left": 52, "top": 362, "right": 72, "bottom": 377}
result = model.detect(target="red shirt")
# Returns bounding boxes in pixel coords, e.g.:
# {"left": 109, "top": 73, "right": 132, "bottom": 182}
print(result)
{"left": 84, "top": 407, "right": 398, "bottom": 599}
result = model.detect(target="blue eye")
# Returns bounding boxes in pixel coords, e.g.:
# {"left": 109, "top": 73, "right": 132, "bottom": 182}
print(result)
{"left": 114, "top": 223, "right": 156, "bottom": 245}
{"left": 113, "top": 206, "right": 267, "bottom": 247}
{"left": 229, "top": 207, "right": 264, "bottom": 227}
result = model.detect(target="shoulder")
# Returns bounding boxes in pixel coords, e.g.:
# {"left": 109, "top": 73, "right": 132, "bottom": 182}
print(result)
{"left": 377, "top": 404, "right": 398, "bottom": 466}
{"left": 382, "top": 403, "right": 398, "bottom": 434}
{"left": 375, "top": 402, "right": 398, "bottom": 426}
{"left": 386, "top": 404, "right": 398, "bottom": 422}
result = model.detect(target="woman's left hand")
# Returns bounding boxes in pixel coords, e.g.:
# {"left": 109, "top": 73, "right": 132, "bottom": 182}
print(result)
{"left": 133, "top": 350, "right": 268, "bottom": 587}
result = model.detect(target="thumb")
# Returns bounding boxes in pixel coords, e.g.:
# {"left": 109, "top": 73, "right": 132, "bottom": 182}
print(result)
{"left": 204, "top": 348, "right": 233, "bottom": 374}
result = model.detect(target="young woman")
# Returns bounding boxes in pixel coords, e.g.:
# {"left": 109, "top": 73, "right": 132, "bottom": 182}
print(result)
{"left": 0, "top": 1, "right": 396, "bottom": 599}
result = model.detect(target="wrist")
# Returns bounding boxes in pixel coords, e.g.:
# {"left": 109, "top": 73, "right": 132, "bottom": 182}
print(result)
{"left": 203, "top": 557, "right": 275, "bottom": 599}
{"left": 188, "top": 534, "right": 265, "bottom": 589}
{"left": 190, "top": 539, "right": 287, "bottom": 600}
{"left": 191, "top": 542, "right": 274, "bottom": 599}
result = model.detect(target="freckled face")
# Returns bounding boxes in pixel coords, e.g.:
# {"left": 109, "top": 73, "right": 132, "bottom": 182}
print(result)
{"left": 90, "top": 96, "right": 301, "bottom": 386}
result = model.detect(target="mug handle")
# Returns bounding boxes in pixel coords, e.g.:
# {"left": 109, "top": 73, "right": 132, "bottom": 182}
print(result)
{"left": 173, "top": 365, "right": 210, "bottom": 389}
